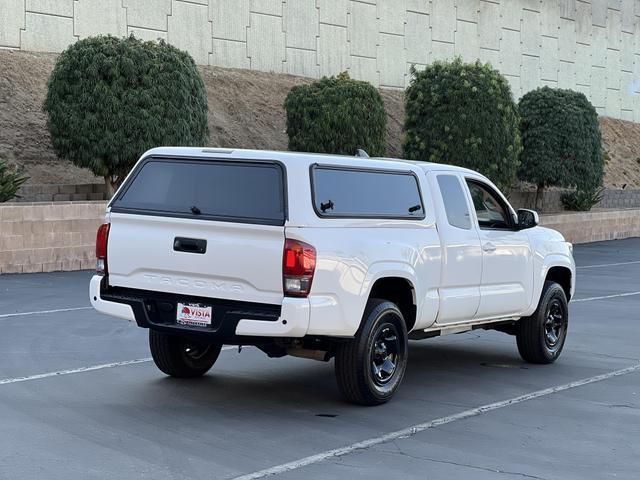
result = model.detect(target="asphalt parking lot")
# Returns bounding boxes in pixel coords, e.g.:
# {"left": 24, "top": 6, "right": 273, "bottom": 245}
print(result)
{"left": 0, "top": 238, "right": 638, "bottom": 480}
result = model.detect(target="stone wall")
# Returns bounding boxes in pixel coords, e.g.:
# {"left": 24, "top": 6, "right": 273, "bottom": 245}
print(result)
{"left": 1, "top": 0, "right": 639, "bottom": 120}
{"left": 9, "top": 183, "right": 637, "bottom": 213}
{"left": 11, "top": 184, "right": 107, "bottom": 203}
{"left": 0, "top": 201, "right": 638, "bottom": 275}
{"left": 510, "top": 188, "right": 640, "bottom": 213}
{"left": 599, "top": 188, "right": 640, "bottom": 209}
{"left": 0, "top": 201, "right": 105, "bottom": 274}
{"left": 540, "top": 208, "right": 640, "bottom": 243}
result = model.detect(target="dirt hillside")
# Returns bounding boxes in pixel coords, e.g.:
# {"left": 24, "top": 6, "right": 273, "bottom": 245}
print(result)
{"left": 0, "top": 49, "right": 636, "bottom": 187}
{"left": 599, "top": 117, "right": 640, "bottom": 188}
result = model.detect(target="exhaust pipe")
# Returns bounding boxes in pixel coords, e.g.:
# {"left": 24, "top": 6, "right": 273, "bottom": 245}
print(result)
{"left": 286, "top": 348, "right": 331, "bottom": 362}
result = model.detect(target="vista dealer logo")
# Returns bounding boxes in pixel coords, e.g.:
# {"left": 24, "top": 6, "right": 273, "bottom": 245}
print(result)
{"left": 177, "top": 303, "right": 212, "bottom": 326}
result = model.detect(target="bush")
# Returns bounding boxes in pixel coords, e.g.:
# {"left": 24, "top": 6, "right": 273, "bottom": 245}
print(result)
{"left": 285, "top": 72, "right": 387, "bottom": 156}
{"left": 0, "top": 159, "right": 28, "bottom": 202}
{"left": 403, "top": 59, "right": 521, "bottom": 189}
{"left": 44, "top": 35, "right": 209, "bottom": 196}
{"left": 519, "top": 87, "right": 603, "bottom": 211}
{"left": 561, "top": 187, "right": 604, "bottom": 211}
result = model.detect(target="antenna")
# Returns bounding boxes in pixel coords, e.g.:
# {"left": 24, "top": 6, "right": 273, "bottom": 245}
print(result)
{"left": 355, "top": 149, "right": 370, "bottom": 158}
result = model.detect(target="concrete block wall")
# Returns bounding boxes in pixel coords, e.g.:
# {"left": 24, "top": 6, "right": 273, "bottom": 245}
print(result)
{"left": 599, "top": 188, "right": 640, "bottom": 208}
{"left": 540, "top": 208, "right": 640, "bottom": 244}
{"left": 1, "top": 0, "right": 640, "bottom": 119}
{"left": 10, "top": 184, "right": 107, "bottom": 203}
{"left": 509, "top": 188, "right": 640, "bottom": 213}
{"left": 0, "top": 202, "right": 638, "bottom": 276}
{"left": 0, "top": 202, "right": 106, "bottom": 274}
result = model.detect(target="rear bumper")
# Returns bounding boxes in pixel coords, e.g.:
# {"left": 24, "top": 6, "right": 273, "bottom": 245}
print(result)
{"left": 89, "top": 275, "right": 309, "bottom": 340}
{"left": 90, "top": 275, "right": 136, "bottom": 321}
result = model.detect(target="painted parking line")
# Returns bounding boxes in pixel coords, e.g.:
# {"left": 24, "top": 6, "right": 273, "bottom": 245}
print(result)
{"left": 572, "top": 291, "right": 640, "bottom": 302}
{"left": 0, "top": 346, "right": 236, "bottom": 386}
{"left": 0, "top": 358, "right": 153, "bottom": 385}
{"left": 232, "top": 363, "right": 640, "bottom": 480}
{"left": 577, "top": 260, "right": 640, "bottom": 269}
{"left": 0, "top": 306, "right": 92, "bottom": 319}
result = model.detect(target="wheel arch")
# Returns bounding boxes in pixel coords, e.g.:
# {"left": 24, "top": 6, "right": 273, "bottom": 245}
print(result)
{"left": 546, "top": 266, "right": 572, "bottom": 301}
{"left": 366, "top": 276, "right": 417, "bottom": 332}
{"left": 524, "top": 253, "right": 575, "bottom": 317}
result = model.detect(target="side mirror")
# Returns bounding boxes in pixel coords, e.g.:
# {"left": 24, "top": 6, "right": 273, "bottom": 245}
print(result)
{"left": 517, "top": 209, "right": 539, "bottom": 230}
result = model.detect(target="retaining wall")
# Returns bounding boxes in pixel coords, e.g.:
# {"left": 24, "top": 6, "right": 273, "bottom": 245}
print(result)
{"left": 540, "top": 208, "right": 640, "bottom": 244}
{"left": 1, "top": 202, "right": 638, "bottom": 274}
{"left": 510, "top": 188, "right": 640, "bottom": 213}
{"left": 12, "top": 184, "right": 640, "bottom": 213}
{"left": 0, "top": 201, "right": 106, "bottom": 274}
{"left": 11, "top": 184, "right": 107, "bottom": 203}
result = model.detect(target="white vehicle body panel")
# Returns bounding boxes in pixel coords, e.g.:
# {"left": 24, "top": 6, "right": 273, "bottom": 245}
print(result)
{"left": 426, "top": 171, "right": 482, "bottom": 324}
{"left": 107, "top": 213, "right": 284, "bottom": 305}
{"left": 92, "top": 147, "right": 575, "bottom": 339}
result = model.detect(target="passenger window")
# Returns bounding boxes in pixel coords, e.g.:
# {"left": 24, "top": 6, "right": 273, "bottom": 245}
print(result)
{"left": 436, "top": 175, "right": 471, "bottom": 230}
{"left": 466, "top": 180, "right": 512, "bottom": 230}
{"left": 312, "top": 166, "right": 424, "bottom": 219}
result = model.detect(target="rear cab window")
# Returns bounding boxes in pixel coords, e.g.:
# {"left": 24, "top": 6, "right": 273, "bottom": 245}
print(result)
{"left": 436, "top": 174, "right": 471, "bottom": 230}
{"left": 311, "top": 165, "right": 425, "bottom": 219}
{"left": 110, "top": 157, "right": 286, "bottom": 226}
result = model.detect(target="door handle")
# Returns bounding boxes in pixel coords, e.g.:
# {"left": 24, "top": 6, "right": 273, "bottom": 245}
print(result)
{"left": 173, "top": 237, "right": 207, "bottom": 254}
{"left": 482, "top": 242, "right": 496, "bottom": 253}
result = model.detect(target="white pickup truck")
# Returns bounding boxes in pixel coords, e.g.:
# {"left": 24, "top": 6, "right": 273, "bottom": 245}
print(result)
{"left": 90, "top": 147, "right": 575, "bottom": 405}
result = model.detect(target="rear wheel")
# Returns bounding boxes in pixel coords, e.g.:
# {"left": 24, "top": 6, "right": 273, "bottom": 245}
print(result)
{"left": 149, "top": 330, "right": 222, "bottom": 378}
{"left": 335, "top": 299, "right": 408, "bottom": 405}
{"left": 516, "top": 281, "right": 568, "bottom": 364}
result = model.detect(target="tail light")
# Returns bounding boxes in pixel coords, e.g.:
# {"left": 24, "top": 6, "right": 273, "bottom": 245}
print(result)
{"left": 96, "top": 223, "right": 110, "bottom": 275}
{"left": 283, "top": 238, "right": 316, "bottom": 297}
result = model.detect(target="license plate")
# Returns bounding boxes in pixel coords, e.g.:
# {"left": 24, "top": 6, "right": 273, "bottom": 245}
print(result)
{"left": 176, "top": 303, "right": 212, "bottom": 327}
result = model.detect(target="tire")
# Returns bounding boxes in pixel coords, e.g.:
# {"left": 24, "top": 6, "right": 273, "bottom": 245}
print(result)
{"left": 516, "top": 281, "right": 569, "bottom": 364}
{"left": 149, "top": 330, "right": 222, "bottom": 378}
{"left": 335, "top": 299, "right": 408, "bottom": 406}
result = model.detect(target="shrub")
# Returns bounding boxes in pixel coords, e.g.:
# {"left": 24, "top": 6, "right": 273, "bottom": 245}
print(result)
{"left": 519, "top": 87, "right": 603, "bottom": 211}
{"left": 561, "top": 187, "right": 604, "bottom": 211}
{"left": 403, "top": 59, "right": 521, "bottom": 189}
{"left": 0, "top": 159, "right": 28, "bottom": 202}
{"left": 285, "top": 72, "right": 387, "bottom": 156}
{"left": 44, "top": 35, "right": 209, "bottom": 196}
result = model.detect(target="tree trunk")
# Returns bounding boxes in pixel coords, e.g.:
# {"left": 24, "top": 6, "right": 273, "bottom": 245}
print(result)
{"left": 104, "top": 176, "right": 119, "bottom": 200}
{"left": 534, "top": 182, "right": 545, "bottom": 212}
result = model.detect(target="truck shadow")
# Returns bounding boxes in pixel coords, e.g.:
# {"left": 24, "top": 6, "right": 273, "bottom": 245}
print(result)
{"left": 135, "top": 333, "right": 533, "bottom": 412}
{"left": 90, "top": 334, "right": 571, "bottom": 459}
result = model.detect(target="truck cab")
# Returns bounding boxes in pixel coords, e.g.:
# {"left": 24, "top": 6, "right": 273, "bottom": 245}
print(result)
{"left": 91, "top": 148, "right": 575, "bottom": 405}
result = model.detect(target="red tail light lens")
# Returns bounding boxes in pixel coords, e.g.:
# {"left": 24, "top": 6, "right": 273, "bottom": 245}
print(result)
{"left": 96, "top": 223, "right": 110, "bottom": 275}
{"left": 283, "top": 239, "right": 316, "bottom": 297}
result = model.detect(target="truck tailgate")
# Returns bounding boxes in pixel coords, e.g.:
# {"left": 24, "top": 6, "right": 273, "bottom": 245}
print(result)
{"left": 107, "top": 213, "right": 285, "bottom": 305}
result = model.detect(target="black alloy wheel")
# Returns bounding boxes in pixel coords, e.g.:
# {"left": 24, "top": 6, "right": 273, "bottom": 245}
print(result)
{"left": 517, "top": 281, "right": 569, "bottom": 364}
{"left": 335, "top": 298, "right": 408, "bottom": 405}
{"left": 371, "top": 323, "right": 403, "bottom": 387}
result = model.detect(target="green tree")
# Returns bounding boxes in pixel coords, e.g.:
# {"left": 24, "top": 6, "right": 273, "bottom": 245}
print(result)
{"left": 0, "top": 159, "right": 28, "bottom": 202}
{"left": 403, "top": 58, "right": 521, "bottom": 189}
{"left": 285, "top": 72, "right": 387, "bottom": 156}
{"left": 44, "top": 35, "right": 209, "bottom": 196}
{"left": 518, "top": 86, "right": 603, "bottom": 210}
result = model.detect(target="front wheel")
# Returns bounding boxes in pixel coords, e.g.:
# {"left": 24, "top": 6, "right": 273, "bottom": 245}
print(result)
{"left": 335, "top": 299, "right": 408, "bottom": 405}
{"left": 516, "top": 281, "right": 568, "bottom": 364}
{"left": 149, "top": 330, "right": 222, "bottom": 378}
